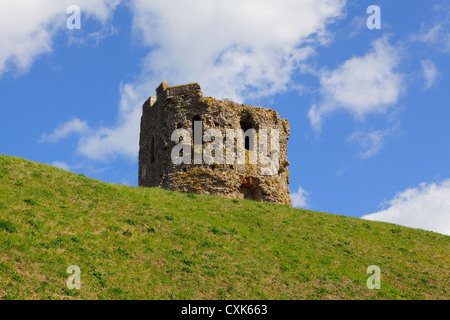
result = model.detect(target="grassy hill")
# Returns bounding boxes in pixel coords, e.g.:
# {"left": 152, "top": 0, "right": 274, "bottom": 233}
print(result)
{"left": 0, "top": 155, "right": 448, "bottom": 300}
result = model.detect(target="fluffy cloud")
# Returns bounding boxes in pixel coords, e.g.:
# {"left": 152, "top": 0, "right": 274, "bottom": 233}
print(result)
{"left": 348, "top": 130, "right": 388, "bottom": 159}
{"left": 41, "top": 83, "right": 144, "bottom": 161}
{"left": 362, "top": 180, "right": 450, "bottom": 236}
{"left": 421, "top": 59, "right": 440, "bottom": 90}
{"left": 347, "top": 124, "right": 399, "bottom": 159}
{"left": 308, "top": 37, "right": 404, "bottom": 131}
{"left": 41, "top": 118, "right": 88, "bottom": 143}
{"left": 76, "top": 83, "right": 145, "bottom": 161}
{"left": 415, "top": 24, "right": 450, "bottom": 53}
{"left": 291, "top": 186, "right": 310, "bottom": 209}
{"left": 411, "top": 3, "right": 450, "bottom": 53}
{"left": 0, "top": 0, "right": 120, "bottom": 76}
{"left": 130, "top": 0, "right": 347, "bottom": 101}
{"left": 50, "top": 0, "right": 347, "bottom": 161}
{"left": 413, "top": 12, "right": 450, "bottom": 53}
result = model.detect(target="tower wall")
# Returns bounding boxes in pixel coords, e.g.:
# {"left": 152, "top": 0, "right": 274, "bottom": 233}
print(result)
{"left": 139, "top": 81, "right": 291, "bottom": 206}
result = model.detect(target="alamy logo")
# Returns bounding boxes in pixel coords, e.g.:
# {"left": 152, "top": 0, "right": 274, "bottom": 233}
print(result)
{"left": 66, "top": 265, "right": 81, "bottom": 290}
{"left": 67, "top": 5, "right": 81, "bottom": 30}
{"left": 367, "top": 5, "right": 381, "bottom": 30}
{"left": 171, "top": 121, "right": 280, "bottom": 176}
{"left": 366, "top": 265, "right": 381, "bottom": 289}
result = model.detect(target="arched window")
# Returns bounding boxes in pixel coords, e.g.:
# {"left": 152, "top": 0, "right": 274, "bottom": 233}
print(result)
{"left": 240, "top": 119, "right": 253, "bottom": 150}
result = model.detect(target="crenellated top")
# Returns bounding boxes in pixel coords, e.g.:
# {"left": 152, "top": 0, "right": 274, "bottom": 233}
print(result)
{"left": 142, "top": 96, "right": 156, "bottom": 113}
{"left": 155, "top": 81, "right": 203, "bottom": 101}
{"left": 139, "top": 81, "right": 292, "bottom": 206}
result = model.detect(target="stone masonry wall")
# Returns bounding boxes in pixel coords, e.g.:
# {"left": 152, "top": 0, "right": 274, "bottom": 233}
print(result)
{"left": 139, "top": 81, "right": 291, "bottom": 206}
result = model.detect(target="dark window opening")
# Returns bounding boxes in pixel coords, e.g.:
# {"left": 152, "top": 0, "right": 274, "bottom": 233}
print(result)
{"left": 192, "top": 115, "right": 201, "bottom": 133}
{"left": 240, "top": 119, "right": 253, "bottom": 151}
{"left": 240, "top": 119, "right": 252, "bottom": 132}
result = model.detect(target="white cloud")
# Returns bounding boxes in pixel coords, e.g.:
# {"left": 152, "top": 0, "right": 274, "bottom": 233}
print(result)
{"left": 421, "top": 59, "right": 440, "bottom": 90}
{"left": 291, "top": 186, "right": 310, "bottom": 209}
{"left": 414, "top": 23, "right": 450, "bottom": 53}
{"left": 40, "top": 118, "right": 88, "bottom": 143}
{"left": 308, "top": 37, "right": 404, "bottom": 131}
{"left": 362, "top": 179, "right": 450, "bottom": 236}
{"left": 76, "top": 83, "right": 145, "bottom": 161}
{"left": 67, "top": 25, "right": 119, "bottom": 47}
{"left": 349, "top": 16, "right": 367, "bottom": 37}
{"left": 0, "top": 0, "right": 120, "bottom": 76}
{"left": 52, "top": 161, "right": 71, "bottom": 171}
{"left": 411, "top": 3, "right": 450, "bottom": 53}
{"left": 348, "top": 130, "right": 387, "bottom": 159}
{"left": 130, "top": 0, "right": 347, "bottom": 101}
{"left": 48, "top": 0, "right": 347, "bottom": 161}
{"left": 348, "top": 124, "right": 398, "bottom": 159}
{"left": 42, "top": 83, "right": 145, "bottom": 161}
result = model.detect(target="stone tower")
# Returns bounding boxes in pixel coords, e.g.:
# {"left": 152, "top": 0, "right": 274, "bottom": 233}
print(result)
{"left": 139, "top": 81, "right": 291, "bottom": 206}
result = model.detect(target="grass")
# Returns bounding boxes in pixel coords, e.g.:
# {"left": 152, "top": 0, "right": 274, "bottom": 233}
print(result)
{"left": 0, "top": 154, "right": 449, "bottom": 300}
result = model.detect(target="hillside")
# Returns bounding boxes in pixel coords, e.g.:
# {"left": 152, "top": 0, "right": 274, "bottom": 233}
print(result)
{"left": 0, "top": 155, "right": 448, "bottom": 300}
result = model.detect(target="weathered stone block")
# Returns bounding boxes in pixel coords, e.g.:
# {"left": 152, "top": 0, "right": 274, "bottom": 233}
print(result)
{"left": 139, "top": 81, "right": 291, "bottom": 206}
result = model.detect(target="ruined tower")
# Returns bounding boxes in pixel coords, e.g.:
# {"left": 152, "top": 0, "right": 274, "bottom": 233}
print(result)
{"left": 139, "top": 81, "right": 291, "bottom": 206}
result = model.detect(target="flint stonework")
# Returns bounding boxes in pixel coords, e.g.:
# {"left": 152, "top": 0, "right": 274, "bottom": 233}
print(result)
{"left": 139, "top": 81, "right": 292, "bottom": 206}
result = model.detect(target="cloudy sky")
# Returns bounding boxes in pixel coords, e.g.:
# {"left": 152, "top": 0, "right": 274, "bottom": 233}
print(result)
{"left": 1, "top": 0, "right": 449, "bottom": 236}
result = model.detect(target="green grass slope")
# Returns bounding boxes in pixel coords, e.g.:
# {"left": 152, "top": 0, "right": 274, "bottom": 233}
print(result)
{"left": 0, "top": 155, "right": 448, "bottom": 300}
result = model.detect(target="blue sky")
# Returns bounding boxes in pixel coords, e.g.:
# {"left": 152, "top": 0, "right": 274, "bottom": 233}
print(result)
{"left": 1, "top": 0, "right": 449, "bottom": 235}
